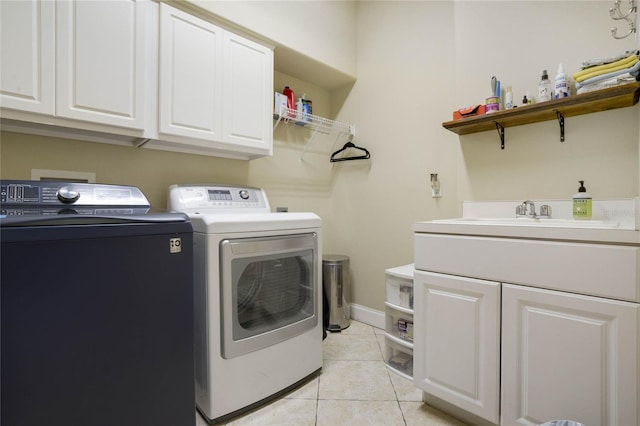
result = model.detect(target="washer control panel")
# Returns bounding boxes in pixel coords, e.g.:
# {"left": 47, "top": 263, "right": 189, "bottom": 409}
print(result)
{"left": 168, "top": 185, "right": 270, "bottom": 212}
{"left": 1, "top": 180, "right": 150, "bottom": 216}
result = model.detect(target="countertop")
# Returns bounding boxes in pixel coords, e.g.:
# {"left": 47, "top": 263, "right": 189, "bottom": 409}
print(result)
{"left": 414, "top": 198, "right": 640, "bottom": 245}
{"left": 413, "top": 220, "right": 640, "bottom": 245}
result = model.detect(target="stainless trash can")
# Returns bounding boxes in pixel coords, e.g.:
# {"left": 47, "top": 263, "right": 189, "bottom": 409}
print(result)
{"left": 323, "top": 255, "right": 350, "bottom": 331}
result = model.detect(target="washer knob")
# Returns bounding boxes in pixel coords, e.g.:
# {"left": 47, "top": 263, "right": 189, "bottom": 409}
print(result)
{"left": 57, "top": 186, "right": 80, "bottom": 203}
{"left": 239, "top": 190, "right": 250, "bottom": 200}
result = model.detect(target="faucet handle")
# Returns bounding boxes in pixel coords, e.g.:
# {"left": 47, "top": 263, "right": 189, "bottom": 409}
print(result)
{"left": 524, "top": 200, "right": 536, "bottom": 217}
{"left": 516, "top": 204, "right": 527, "bottom": 217}
{"left": 539, "top": 204, "right": 552, "bottom": 218}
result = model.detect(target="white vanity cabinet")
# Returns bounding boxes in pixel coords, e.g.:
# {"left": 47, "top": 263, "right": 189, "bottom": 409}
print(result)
{"left": 0, "top": 0, "right": 54, "bottom": 115}
{"left": 1, "top": 0, "right": 152, "bottom": 132}
{"left": 413, "top": 271, "right": 500, "bottom": 425}
{"left": 154, "top": 3, "right": 273, "bottom": 159}
{"left": 501, "top": 284, "right": 639, "bottom": 426}
{"left": 413, "top": 229, "right": 640, "bottom": 426}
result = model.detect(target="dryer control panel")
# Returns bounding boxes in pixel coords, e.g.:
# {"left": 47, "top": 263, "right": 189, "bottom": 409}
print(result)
{"left": 168, "top": 185, "right": 270, "bottom": 213}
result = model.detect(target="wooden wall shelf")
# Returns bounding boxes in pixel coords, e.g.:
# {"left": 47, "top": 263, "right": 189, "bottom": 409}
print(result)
{"left": 443, "top": 82, "right": 640, "bottom": 148}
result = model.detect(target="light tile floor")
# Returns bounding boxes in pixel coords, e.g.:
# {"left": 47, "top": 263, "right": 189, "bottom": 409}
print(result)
{"left": 197, "top": 321, "right": 468, "bottom": 426}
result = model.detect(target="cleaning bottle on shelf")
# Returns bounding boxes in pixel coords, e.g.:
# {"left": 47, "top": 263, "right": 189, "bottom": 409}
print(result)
{"left": 538, "top": 70, "right": 552, "bottom": 102}
{"left": 573, "top": 180, "right": 592, "bottom": 220}
{"left": 283, "top": 86, "right": 296, "bottom": 117}
{"left": 505, "top": 86, "right": 514, "bottom": 109}
{"left": 296, "top": 93, "right": 312, "bottom": 123}
{"left": 555, "top": 63, "right": 569, "bottom": 99}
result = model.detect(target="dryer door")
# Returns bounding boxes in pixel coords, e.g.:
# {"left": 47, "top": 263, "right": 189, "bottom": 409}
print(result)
{"left": 219, "top": 233, "right": 318, "bottom": 358}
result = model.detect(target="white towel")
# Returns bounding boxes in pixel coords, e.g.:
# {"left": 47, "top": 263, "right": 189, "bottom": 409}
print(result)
{"left": 581, "top": 49, "right": 639, "bottom": 68}
{"left": 576, "top": 74, "right": 637, "bottom": 94}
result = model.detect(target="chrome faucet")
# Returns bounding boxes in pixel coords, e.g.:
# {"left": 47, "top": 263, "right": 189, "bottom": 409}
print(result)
{"left": 516, "top": 200, "right": 536, "bottom": 217}
{"left": 516, "top": 200, "right": 552, "bottom": 218}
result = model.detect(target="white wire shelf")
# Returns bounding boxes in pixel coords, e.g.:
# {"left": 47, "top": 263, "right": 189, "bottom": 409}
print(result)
{"left": 273, "top": 106, "right": 355, "bottom": 160}
{"left": 273, "top": 106, "right": 353, "bottom": 134}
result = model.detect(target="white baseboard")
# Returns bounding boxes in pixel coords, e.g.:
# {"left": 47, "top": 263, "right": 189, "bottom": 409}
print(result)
{"left": 349, "top": 303, "right": 385, "bottom": 330}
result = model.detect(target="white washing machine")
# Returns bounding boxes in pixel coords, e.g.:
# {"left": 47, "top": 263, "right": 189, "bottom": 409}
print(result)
{"left": 168, "top": 184, "right": 323, "bottom": 424}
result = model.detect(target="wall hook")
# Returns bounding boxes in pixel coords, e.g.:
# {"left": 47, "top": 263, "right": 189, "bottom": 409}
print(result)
{"left": 610, "top": 0, "right": 637, "bottom": 39}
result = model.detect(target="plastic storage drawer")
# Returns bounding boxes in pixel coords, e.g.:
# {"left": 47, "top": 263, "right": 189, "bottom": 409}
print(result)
{"left": 384, "top": 335, "right": 413, "bottom": 379}
{"left": 385, "top": 264, "right": 414, "bottom": 309}
{"left": 385, "top": 303, "right": 414, "bottom": 342}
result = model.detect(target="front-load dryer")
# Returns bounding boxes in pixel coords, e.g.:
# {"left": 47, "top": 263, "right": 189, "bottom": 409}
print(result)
{"left": 168, "top": 184, "right": 323, "bottom": 424}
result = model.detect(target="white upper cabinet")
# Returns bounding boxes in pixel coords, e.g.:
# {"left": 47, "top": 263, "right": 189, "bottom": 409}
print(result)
{"left": 158, "top": 4, "right": 223, "bottom": 141}
{"left": 1, "top": 1, "right": 273, "bottom": 159}
{"left": 56, "top": 0, "right": 150, "bottom": 130}
{"left": 0, "top": 0, "right": 54, "bottom": 115}
{"left": 156, "top": 3, "right": 273, "bottom": 159}
{"left": 222, "top": 31, "right": 273, "bottom": 154}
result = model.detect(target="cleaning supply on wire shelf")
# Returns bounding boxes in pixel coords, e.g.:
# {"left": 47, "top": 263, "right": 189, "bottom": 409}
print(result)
{"left": 295, "top": 94, "right": 312, "bottom": 124}
{"left": 282, "top": 86, "right": 296, "bottom": 117}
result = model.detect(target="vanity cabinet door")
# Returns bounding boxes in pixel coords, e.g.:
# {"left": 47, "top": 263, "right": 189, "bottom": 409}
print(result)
{"left": 56, "top": 0, "right": 150, "bottom": 130}
{"left": 414, "top": 271, "right": 500, "bottom": 424}
{"left": 501, "top": 284, "right": 639, "bottom": 426}
{"left": 0, "top": 0, "right": 54, "bottom": 115}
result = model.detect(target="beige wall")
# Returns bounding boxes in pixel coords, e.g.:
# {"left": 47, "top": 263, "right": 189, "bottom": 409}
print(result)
{"left": 0, "top": 131, "right": 249, "bottom": 209}
{"left": 189, "top": 0, "right": 358, "bottom": 89}
{"left": 1, "top": 1, "right": 639, "bottom": 314}
{"left": 453, "top": 1, "right": 639, "bottom": 201}
{"left": 190, "top": 0, "right": 357, "bottom": 78}
{"left": 328, "top": 1, "right": 459, "bottom": 310}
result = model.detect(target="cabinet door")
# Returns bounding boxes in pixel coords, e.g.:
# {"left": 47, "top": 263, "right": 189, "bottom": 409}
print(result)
{"left": 158, "top": 3, "right": 223, "bottom": 142}
{"left": 56, "top": 0, "right": 149, "bottom": 130}
{"left": 501, "top": 284, "right": 639, "bottom": 426}
{"left": 222, "top": 32, "right": 273, "bottom": 154}
{"left": 0, "top": 0, "right": 54, "bottom": 115}
{"left": 413, "top": 271, "right": 500, "bottom": 424}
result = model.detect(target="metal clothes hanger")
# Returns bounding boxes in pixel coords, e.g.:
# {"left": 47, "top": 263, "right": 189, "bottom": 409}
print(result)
{"left": 330, "top": 136, "right": 371, "bottom": 162}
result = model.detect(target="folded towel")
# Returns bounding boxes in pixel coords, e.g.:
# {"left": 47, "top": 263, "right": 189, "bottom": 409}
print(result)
{"left": 575, "top": 60, "right": 640, "bottom": 89}
{"left": 581, "top": 50, "right": 639, "bottom": 68}
{"left": 576, "top": 75, "right": 637, "bottom": 94}
{"left": 573, "top": 54, "right": 639, "bottom": 82}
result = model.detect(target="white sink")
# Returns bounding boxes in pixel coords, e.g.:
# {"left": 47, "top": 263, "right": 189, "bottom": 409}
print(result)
{"left": 432, "top": 217, "right": 621, "bottom": 229}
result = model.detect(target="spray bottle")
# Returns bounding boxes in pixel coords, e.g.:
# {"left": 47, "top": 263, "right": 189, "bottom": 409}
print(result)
{"left": 555, "top": 64, "right": 569, "bottom": 99}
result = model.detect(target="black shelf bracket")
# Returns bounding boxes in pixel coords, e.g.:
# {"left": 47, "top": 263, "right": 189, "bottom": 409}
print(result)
{"left": 555, "top": 110, "right": 565, "bottom": 142}
{"left": 494, "top": 121, "right": 505, "bottom": 149}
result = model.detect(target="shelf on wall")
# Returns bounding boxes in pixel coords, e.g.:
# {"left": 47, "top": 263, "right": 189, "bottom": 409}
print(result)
{"left": 442, "top": 82, "right": 640, "bottom": 149}
{"left": 273, "top": 106, "right": 354, "bottom": 160}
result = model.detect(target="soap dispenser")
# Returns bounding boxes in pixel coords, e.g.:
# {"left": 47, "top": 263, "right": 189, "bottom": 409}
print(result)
{"left": 572, "top": 181, "right": 592, "bottom": 220}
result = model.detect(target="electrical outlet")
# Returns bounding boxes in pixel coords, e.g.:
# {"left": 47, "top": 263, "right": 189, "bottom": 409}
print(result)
{"left": 430, "top": 173, "right": 442, "bottom": 198}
